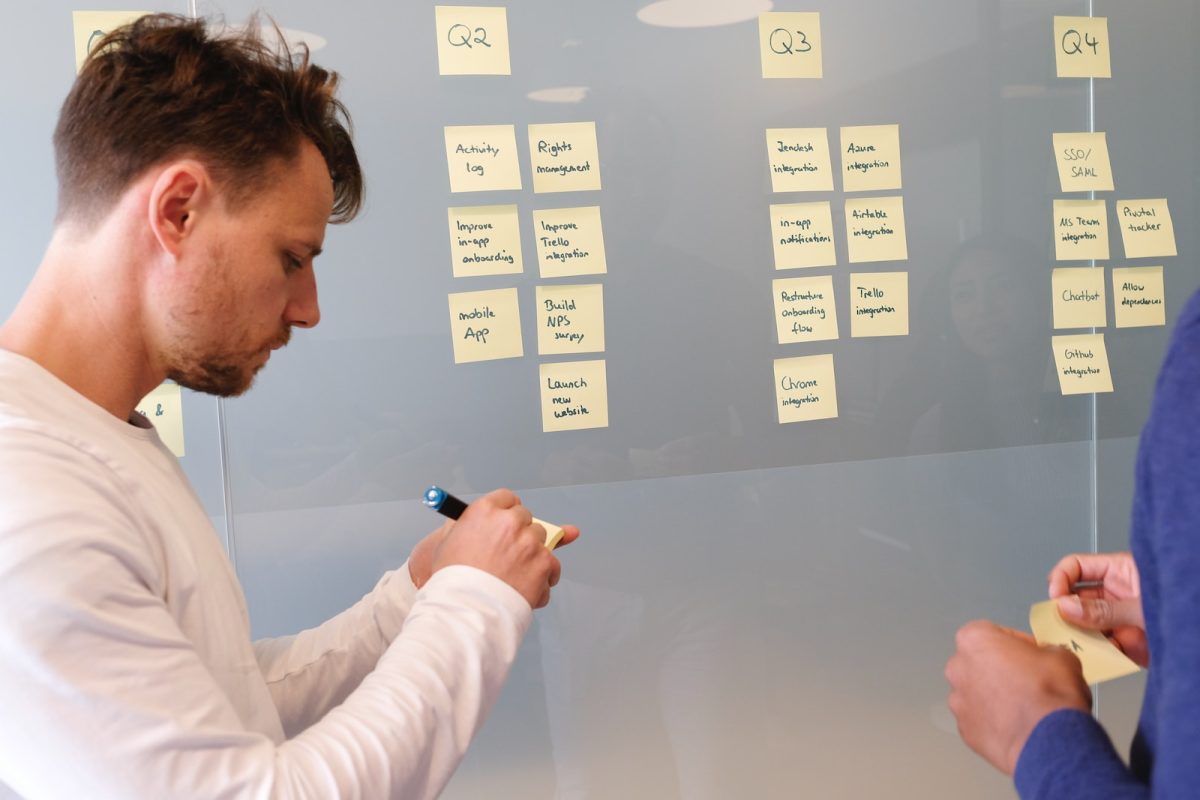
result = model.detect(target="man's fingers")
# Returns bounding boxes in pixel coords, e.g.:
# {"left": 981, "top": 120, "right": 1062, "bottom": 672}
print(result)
{"left": 1056, "top": 594, "right": 1144, "bottom": 630}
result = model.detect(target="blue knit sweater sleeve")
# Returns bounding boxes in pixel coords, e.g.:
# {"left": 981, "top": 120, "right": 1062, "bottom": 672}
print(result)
{"left": 1013, "top": 288, "right": 1200, "bottom": 799}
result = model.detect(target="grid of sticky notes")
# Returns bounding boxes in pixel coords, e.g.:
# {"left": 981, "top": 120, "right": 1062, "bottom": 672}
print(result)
{"left": 134, "top": 382, "right": 185, "bottom": 457}
{"left": 764, "top": 125, "right": 909, "bottom": 425}
{"left": 1048, "top": 12, "right": 1177, "bottom": 397}
{"left": 436, "top": 27, "right": 608, "bottom": 432}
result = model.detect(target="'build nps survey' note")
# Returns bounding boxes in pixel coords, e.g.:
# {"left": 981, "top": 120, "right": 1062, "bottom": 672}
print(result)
{"left": 765, "top": 128, "right": 834, "bottom": 192}
{"left": 434, "top": 6, "right": 512, "bottom": 76}
{"left": 535, "top": 284, "right": 605, "bottom": 356}
{"left": 444, "top": 125, "right": 522, "bottom": 193}
{"left": 1030, "top": 600, "right": 1140, "bottom": 685}
{"left": 1052, "top": 132, "right": 1115, "bottom": 193}
{"left": 1051, "top": 333, "right": 1113, "bottom": 395}
{"left": 446, "top": 205, "right": 523, "bottom": 277}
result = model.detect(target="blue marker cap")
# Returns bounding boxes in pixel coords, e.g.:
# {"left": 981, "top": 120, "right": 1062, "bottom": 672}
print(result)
{"left": 423, "top": 485, "right": 448, "bottom": 511}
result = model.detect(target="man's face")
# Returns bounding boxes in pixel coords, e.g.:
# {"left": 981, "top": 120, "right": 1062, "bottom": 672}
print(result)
{"left": 162, "top": 140, "right": 334, "bottom": 397}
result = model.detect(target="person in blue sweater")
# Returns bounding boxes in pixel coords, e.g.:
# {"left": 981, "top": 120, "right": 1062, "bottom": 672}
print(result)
{"left": 945, "top": 288, "right": 1200, "bottom": 796}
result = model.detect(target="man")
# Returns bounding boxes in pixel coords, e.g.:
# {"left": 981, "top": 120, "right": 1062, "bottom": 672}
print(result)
{"left": 0, "top": 14, "right": 577, "bottom": 798}
{"left": 946, "top": 287, "right": 1200, "bottom": 796}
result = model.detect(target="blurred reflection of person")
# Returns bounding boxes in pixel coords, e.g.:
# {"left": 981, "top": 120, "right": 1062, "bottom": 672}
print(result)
{"left": 878, "top": 234, "right": 1087, "bottom": 456}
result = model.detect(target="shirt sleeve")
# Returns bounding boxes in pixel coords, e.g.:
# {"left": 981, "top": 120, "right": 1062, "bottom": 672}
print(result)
{"left": 0, "top": 438, "right": 532, "bottom": 800}
{"left": 1014, "top": 710, "right": 1147, "bottom": 798}
{"left": 252, "top": 562, "right": 420, "bottom": 736}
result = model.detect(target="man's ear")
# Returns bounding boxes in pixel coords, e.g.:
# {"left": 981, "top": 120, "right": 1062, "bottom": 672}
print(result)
{"left": 147, "top": 161, "right": 212, "bottom": 258}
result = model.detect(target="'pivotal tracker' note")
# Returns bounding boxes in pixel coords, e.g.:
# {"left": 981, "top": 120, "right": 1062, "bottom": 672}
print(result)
{"left": 444, "top": 125, "right": 521, "bottom": 193}
{"left": 135, "top": 382, "right": 185, "bottom": 458}
{"left": 1116, "top": 199, "right": 1177, "bottom": 259}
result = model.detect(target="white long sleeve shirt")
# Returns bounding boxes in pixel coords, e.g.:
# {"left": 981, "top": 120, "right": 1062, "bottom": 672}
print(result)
{"left": 0, "top": 350, "right": 532, "bottom": 799}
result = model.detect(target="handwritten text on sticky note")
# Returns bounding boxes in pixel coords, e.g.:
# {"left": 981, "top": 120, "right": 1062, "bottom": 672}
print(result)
{"left": 447, "top": 287, "right": 523, "bottom": 363}
{"left": 444, "top": 125, "right": 522, "bottom": 193}
{"left": 435, "top": 6, "right": 512, "bottom": 76}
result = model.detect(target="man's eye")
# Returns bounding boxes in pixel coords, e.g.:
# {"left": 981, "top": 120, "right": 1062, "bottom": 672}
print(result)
{"left": 284, "top": 253, "right": 303, "bottom": 273}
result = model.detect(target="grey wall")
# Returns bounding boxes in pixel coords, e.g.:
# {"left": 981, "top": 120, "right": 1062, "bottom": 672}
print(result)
{"left": 2, "top": 1, "right": 1194, "bottom": 797}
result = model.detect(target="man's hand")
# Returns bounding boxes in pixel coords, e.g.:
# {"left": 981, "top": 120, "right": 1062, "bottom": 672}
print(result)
{"left": 408, "top": 520, "right": 454, "bottom": 590}
{"left": 428, "top": 489, "right": 579, "bottom": 609}
{"left": 1048, "top": 551, "right": 1148, "bottom": 667}
{"left": 945, "top": 621, "right": 1091, "bottom": 775}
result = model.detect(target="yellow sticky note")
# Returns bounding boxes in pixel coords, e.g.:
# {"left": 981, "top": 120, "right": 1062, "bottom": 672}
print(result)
{"left": 1052, "top": 132, "right": 1115, "bottom": 193}
{"left": 447, "top": 288, "right": 523, "bottom": 363}
{"left": 1051, "top": 333, "right": 1113, "bottom": 395}
{"left": 1054, "top": 16, "right": 1111, "bottom": 79}
{"left": 539, "top": 359, "right": 609, "bottom": 432}
{"left": 72, "top": 11, "right": 147, "bottom": 73}
{"left": 759, "top": 12, "right": 822, "bottom": 79}
{"left": 1052, "top": 268, "right": 1107, "bottom": 329}
{"left": 770, "top": 202, "right": 837, "bottom": 269}
{"left": 434, "top": 6, "right": 511, "bottom": 76}
{"left": 1054, "top": 199, "right": 1110, "bottom": 261}
{"left": 850, "top": 272, "right": 909, "bottom": 338}
{"left": 773, "top": 276, "right": 838, "bottom": 344}
{"left": 536, "top": 284, "right": 605, "bottom": 355}
{"left": 1030, "top": 600, "right": 1140, "bottom": 685}
{"left": 533, "top": 517, "right": 566, "bottom": 549}
{"left": 532, "top": 206, "right": 607, "bottom": 278}
{"left": 840, "top": 125, "right": 902, "bottom": 192}
{"left": 1113, "top": 267, "right": 1166, "bottom": 329}
{"left": 528, "top": 122, "right": 601, "bottom": 194}
{"left": 774, "top": 354, "right": 838, "bottom": 424}
{"left": 447, "top": 205, "right": 523, "bottom": 277}
{"left": 766, "top": 128, "right": 834, "bottom": 192}
{"left": 1116, "top": 199, "right": 1177, "bottom": 259}
{"left": 845, "top": 197, "right": 908, "bottom": 264}
{"left": 135, "top": 382, "right": 185, "bottom": 457}
{"left": 443, "top": 125, "right": 521, "bottom": 193}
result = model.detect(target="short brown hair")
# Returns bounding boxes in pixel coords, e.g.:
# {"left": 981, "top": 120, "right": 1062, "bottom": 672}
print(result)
{"left": 54, "top": 13, "right": 363, "bottom": 226}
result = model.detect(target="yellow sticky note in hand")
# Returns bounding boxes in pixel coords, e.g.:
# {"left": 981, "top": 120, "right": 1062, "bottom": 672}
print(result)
{"left": 1029, "top": 599, "right": 1140, "bottom": 685}
{"left": 533, "top": 517, "right": 565, "bottom": 549}
{"left": 135, "top": 382, "right": 185, "bottom": 457}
